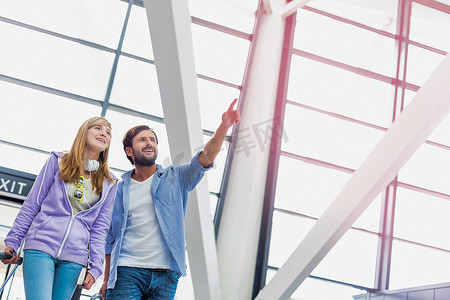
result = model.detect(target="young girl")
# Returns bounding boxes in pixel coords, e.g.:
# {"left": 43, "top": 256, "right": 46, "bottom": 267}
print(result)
{"left": 1, "top": 117, "right": 117, "bottom": 299}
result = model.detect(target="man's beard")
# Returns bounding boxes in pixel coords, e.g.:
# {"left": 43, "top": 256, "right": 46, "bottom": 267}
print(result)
{"left": 133, "top": 147, "right": 158, "bottom": 166}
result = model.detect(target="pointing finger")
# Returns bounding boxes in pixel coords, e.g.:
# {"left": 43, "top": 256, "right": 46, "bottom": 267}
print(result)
{"left": 227, "top": 98, "right": 238, "bottom": 113}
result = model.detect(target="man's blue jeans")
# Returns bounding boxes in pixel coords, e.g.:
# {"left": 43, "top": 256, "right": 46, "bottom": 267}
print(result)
{"left": 106, "top": 266, "right": 180, "bottom": 300}
{"left": 22, "top": 249, "right": 83, "bottom": 300}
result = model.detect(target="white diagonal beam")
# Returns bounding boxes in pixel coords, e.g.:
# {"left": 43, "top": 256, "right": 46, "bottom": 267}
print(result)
{"left": 142, "top": 1, "right": 221, "bottom": 299}
{"left": 256, "top": 53, "right": 450, "bottom": 300}
{"left": 279, "top": 0, "right": 311, "bottom": 18}
{"left": 263, "top": 0, "right": 273, "bottom": 14}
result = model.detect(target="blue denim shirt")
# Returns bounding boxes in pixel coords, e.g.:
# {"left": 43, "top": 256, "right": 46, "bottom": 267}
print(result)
{"left": 105, "top": 151, "right": 212, "bottom": 288}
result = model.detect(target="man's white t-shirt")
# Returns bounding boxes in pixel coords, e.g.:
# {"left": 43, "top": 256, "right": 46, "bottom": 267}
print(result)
{"left": 117, "top": 174, "right": 171, "bottom": 269}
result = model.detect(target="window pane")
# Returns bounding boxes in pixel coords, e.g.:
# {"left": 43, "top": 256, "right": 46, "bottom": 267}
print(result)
{"left": 312, "top": 230, "right": 377, "bottom": 287}
{"left": 269, "top": 212, "right": 377, "bottom": 288}
{"left": 410, "top": 2, "right": 450, "bottom": 51}
{"left": 352, "top": 195, "right": 382, "bottom": 233}
{"left": 0, "top": 0, "right": 128, "bottom": 48}
{"left": 188, "top": 0, "right": 257, "bottom": 33}
{"left": 275, "top": 156, "right": 352, "bottom": 218}
{"left": 394, "top": 187, "right": 450, "bottom": 249}
{"left": 307, "top": 0, "right": 398, "bottom": 34}
{"left": 122, "top": 5, "right": 154, "bottom": 60}
{"left": 268, "top": 211, "right": 315, "bottom": 268}
{"left": 403, "top": 89, "right": 450, "bottom": 147}
{"left": 282, "top": 104, "right": 385, "bottom": 169}
{"left": 398, "top": 143, "right": 450, "bottom": 194}
{"left": 197, "top": 78, "right": 240, "bottom": 132}
{"left": 0, "top": 22, "right": 114, "bottom": 99}
{"left": 403, "top": 88, "right": 417, "bottom": 108}
{"left": 406, "top": 45, "right": 446, "bottom": 86}
{"left": 0, "top": 144, "right": 51, "bottom": 176}
{"left": 390, "top": 240, "right": 450, "bottom": 289}
{"left": 429, "top": 113, "right": 450, "bottom": 147}
{"left": 191, "top": 24, "right": 250, "bottom": 86}
{"left": 0, "top": 81, "right": 101, "bottom": 153}
{"left": 288, "top": 55, "right": 394, "bottom": 127}
{"left": 275, "top": 154, "right": 381, "bottom": 231}
{"left": 294, "top": 8, "right": 396, "bottom": 76}
{"left": 109, "top": 56, "right": 163, "bottom": 117}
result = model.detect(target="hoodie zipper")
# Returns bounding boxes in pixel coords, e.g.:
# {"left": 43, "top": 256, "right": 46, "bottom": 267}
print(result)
{"left": 56, "top": 180, "right": 116, "bottom": 259}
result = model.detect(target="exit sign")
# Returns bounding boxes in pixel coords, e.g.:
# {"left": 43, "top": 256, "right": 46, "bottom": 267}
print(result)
{"left": 0, "top": 167, "right": 36, "bottom": 202}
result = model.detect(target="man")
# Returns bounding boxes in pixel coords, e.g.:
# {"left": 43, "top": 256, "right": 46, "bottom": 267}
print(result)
{"left": 100, "top": 99, "right": 240, "bottom": 299}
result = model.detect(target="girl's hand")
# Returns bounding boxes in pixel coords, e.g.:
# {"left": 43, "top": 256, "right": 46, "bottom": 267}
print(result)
{"left": 80, "top": 273, "right": 95, "bottom": 290}
{"left": 1, "top": 247, "right": 20, "bottom": 265}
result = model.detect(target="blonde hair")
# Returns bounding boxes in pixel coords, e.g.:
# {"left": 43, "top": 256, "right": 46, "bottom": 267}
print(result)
{"left": 59, "top": 117, "right": 114, "bottom": 193}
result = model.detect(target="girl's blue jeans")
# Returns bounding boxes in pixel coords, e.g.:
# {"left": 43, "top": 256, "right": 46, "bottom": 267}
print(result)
{"left": 23, "top": 249, "right": 83, "bottom": 300}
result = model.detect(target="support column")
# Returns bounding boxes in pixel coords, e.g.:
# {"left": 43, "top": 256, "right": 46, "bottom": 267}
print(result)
{"left": 143, "top": 1, "right": 221, "bottom": 299}
{"left": 374, "top": 181, "right": 397, "bottom": 290}
{"left": 216, "top": 1, "right": 287, "bottom": 299}
{"left": 256, "top": 52, "right": 450, "bottom": 300}
{"left": 374, "top": 0, "right": 412, "bottom": 289}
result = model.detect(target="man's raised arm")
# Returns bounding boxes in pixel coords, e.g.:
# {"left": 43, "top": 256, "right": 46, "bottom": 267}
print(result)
{"left": 198, "top": 98, "right": 240, "bottom": 168}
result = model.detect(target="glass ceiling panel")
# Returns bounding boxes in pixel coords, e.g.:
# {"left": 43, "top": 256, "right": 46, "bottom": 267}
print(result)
{"left": 188, "top": 0, "right": 258, "bottom": 33}
{"left": 197, "top": 78, "right": 240, "bottom": 132}
{"left": 403, "top": 88, "right": 417, "bottom": 108}
{"left": 0, "top": 81, "right": 101, "bottom": 153}
{"left": 275, "top": 155, "right": 382, "bottom": 231}
{"left": 386, "top": 85, "right": 450, "bottom": 147}
{"left": 410, "top": 2, "right": 450, "bottom": 51}
{"left": 294, "top": 8, "right": 396, "bottom": 77}
{"left": 398, "top": 143, "right": 450, "bottom": 194}
{"left": 0, "top": 0, "right": 128, "bottom": 48}
{"left": 269, "top": 211, "right": 377, "bottom": 287}
{"left": 275, "top": 156, "right": 352, "bottom": 218}
{"left": 352, "top": 194, "right": 382, "bottom": 233}
{"left": 104, "top": 110, "right": 169, "bottom": 172}
{"left": 0, "top": 21, "right": 114, "bottom": 100}
{"left": 0, "top": 144, "right": 50, "bottom": 177}
{"left": 282, "top": 104, "right": 385, "bottom": 170}
{"left": 394, "top": 187, "right": 450, "bottom": 250}
{"left": 429, "top": 113, "right": 450, "bottom": 147}
{"left": 288, "top": 55, "right": 394, "bottom": 128}
{"left": 268, "top": 211, "right": 315, "bottom": 268}
{"left": 312, "top": 230, "right": 377, "bottom": 287}
{"left": 406, "top": 44, "right": 446, "bottom": 86}
{"left": 307, "top": 0, "right": 398, "bottom": 34}
{"left": 109, "top": 56, "right": 163, "bottom": 117}
{"left": 121, "top": 4, "right": 154, "bottom": 60}
{"left": 191, "top": 23, "right": 250, "bottom": 86}
{"left": 390, "top": 240, "right": 450, "bottom": 289}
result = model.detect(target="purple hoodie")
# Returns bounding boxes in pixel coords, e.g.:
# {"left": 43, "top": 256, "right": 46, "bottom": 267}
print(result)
{"left": 5, "top": 152, "right": 117, "bottom": 280}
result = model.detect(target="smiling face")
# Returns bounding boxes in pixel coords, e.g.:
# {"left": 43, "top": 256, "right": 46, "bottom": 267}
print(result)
{"left": 126, "top": 129, "right": 158, "bottom": 166}
{"left": 85, "top": 124, "right": 111, "bottom": 153}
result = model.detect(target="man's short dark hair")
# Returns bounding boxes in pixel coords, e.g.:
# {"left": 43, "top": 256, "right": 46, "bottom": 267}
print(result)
{"left": 122, "top": 125, "right": 158, "bottom": 165}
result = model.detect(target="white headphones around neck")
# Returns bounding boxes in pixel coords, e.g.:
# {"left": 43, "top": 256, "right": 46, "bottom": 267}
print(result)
{"left": 83, "top": 159, "right": 99, "bottom": 172}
